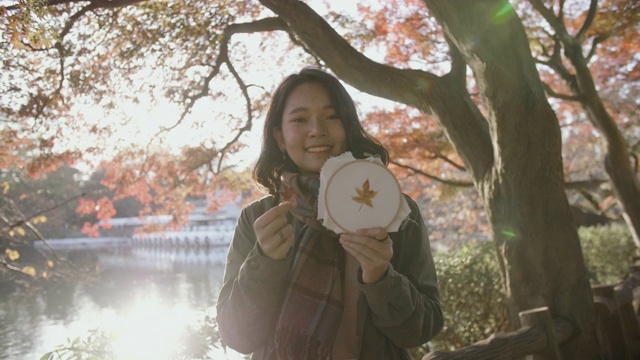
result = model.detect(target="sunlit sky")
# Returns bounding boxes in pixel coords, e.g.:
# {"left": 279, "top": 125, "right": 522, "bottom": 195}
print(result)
{"left": 62, "top": 0, "right": 397, "bottom": 174}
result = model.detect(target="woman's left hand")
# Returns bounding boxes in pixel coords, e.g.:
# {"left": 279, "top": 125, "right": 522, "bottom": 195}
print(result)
{"left": 339, "top": 227, "right": 393, "bottom": 284}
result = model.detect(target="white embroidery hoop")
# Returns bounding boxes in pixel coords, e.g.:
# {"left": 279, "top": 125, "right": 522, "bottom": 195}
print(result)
{"left": 323, "top": 160, "right": 402, "bottom": 233}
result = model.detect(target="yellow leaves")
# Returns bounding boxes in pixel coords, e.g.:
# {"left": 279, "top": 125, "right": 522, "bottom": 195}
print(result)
{"left": 22, "top": 266, "right": 37, "bottom": 277}
{"left": 32, "top": 215, "right": 47, "bottom": 224}
{"left": 3, "top": 249, "right": 36, "bottom": 276}
{"left": 352, "top": 179, "right": 377, "bottom": 208}
{"left": 5, "top": 249, "right": 20, "bottom": 261}
{"left": 4, "top": 249, "right": 50, "bottom": 278}
{"left": 1, "top": 182, "right": 9, "bottom": 194}
{"left": 9, "top": 227, "right": 26, "bottom": 237}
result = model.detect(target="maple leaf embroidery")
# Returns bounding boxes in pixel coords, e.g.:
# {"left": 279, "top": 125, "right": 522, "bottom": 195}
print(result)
{"left": 352, "top": 179, "right": 377, "bottom": 209}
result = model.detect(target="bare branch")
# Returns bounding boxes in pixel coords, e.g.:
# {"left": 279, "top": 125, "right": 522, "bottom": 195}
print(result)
{"left": 44, "top": 0, "right": 144, "bottom": 9}
{"left": 528, "top": 0, "right": 569, "bottom": 39}
{"left": 216, "top": 59, "right": 254, "bottom": 173}
{"left": 539, "top": 44, "right": 581, "bottom": 96}
{"left": 585, "top": 35, "right": 606, "bottom": 62}
{"left": 28, "top": 3, "right": 98, "bottom": 121}
{"left": 139, "top": 18, "right": 289, "bottom": 184}
{"left": 148, "top": 17, "right": 287, "bottom": 145}
{"left": 542, "top": 83, "right": 582, "bottom": 102}
{"left": 424, "top": 149, "right": 467, "bottom": 172}
{"left": 564, "top": 178, "right": 607, "bottom": 190}
{"left": 577, "top": 189, "right": 602, "bottom": 212}
{"left": 0, "top": 191, "right": 98, "bottom": 234}
{"left": 390, "top": 160, "right": 473, "bottom": 187}
{"left": 576, "top": 0, "right": 598, "bottom": 40}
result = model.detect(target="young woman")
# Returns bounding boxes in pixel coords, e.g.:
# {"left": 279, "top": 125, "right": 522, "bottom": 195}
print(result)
{"left": 216, "top": 68, "right": 443, "bottom": 359}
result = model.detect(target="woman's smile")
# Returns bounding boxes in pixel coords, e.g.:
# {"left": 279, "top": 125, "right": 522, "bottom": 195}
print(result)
{"left": 273, "top": 82, "right": 347, "bottom": 174}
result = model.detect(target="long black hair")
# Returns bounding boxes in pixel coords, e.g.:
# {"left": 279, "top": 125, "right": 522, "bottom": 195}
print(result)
{"left": 253, "top": 67, "right": 389, "bottom": 194}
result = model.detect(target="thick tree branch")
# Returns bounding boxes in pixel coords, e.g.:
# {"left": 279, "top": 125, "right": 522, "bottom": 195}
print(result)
{"left": 443, "top": 34, "right": 466, "bottom": 90}
{"left": 259, "top": 0, "right": 435, "bottom": 107}
{"left": 258, "top": 0, "right": 494, "bottom": 180}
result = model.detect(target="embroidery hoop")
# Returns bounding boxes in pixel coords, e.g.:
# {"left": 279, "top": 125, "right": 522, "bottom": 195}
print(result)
{"left": 324, "top": 160, "right": 402, "bottom": 233}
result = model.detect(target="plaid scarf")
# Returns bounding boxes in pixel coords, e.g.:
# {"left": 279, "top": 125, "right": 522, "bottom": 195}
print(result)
{"left": 272, "top": 172, "right": 343, "bottom": 360}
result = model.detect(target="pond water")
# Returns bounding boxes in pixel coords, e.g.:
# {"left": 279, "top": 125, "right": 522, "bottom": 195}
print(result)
{"left": 0, "top": 246, "right": 247, "bottom": 360}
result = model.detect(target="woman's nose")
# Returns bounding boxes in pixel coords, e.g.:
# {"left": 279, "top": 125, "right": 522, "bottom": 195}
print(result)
{"left": 309, "top": 118, "right": 328, "bottom": 137}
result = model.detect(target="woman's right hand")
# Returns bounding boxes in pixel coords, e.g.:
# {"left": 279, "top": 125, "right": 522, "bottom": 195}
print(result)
{"left": 253, "top": 201, "right": 296, "bottom": 260}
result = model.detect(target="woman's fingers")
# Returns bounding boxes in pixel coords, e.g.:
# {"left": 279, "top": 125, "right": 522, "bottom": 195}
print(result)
{"left": 340, "top": 230, "right": 393, "bottom": 284}
{"left": 253, "top": 201, "right": 296, "bottom": 260}
{"left": 341, "top": 234, "right": 391, "bottom": 261}
{"left": 254, "top": 201, "right": 295, "bottom": 230}
{"left": 355, "top": 227, "right": 388, "bottom": 241}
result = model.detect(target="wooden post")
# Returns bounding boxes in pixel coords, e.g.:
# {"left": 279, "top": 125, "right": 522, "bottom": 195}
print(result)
{"left": 615, "top": 273, "right": 640, "bottom": 358}
{"left": 518, "top": 307, "right": 561, "bottom": 360}
{"left": 593, "top": 284, "right": 627, "bottom": 359}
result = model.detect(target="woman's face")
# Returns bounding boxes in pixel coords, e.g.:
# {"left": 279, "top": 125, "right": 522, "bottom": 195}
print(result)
{"left": 273, "top": 82, "right": 347, "bottom": 174}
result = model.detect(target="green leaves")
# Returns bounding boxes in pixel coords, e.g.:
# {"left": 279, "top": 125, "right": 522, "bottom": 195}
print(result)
{"left": 579, "top": 223, "right": 636, "bottom": 285}
{"left": 430, "top": 242, "right": 509, "bottom": 351}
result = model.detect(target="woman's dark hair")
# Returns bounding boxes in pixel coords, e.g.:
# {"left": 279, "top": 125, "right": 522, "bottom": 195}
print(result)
{"left": 253, "top": 67, "right": 389, "bottom": 194}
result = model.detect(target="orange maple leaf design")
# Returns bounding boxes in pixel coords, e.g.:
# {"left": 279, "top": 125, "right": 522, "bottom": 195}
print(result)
{"left": 352, "top": 179, "right": 377, "bottom": 208}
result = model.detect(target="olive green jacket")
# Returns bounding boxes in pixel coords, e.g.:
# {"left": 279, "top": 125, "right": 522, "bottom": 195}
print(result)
{"left": 216, "top": 195, "right": 443, "bottom": 359}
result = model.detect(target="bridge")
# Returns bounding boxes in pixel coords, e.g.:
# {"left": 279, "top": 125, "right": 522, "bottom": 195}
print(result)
{"left": 33, "top": 237, "right": 133, "bottom": 250}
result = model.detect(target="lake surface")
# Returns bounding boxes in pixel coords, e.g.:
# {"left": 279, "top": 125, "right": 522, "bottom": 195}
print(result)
{"left": 0, "top": 246, "right": 247, "bottom": 360}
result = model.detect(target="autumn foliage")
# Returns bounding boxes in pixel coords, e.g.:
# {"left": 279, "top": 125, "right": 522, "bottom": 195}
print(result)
{"left": 3, "top": 0, "right": 639, "bottom": 357}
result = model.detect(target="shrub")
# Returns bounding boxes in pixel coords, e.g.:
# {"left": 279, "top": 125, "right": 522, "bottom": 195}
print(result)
{"left": 427, "top": 241, "right": 510, "bottom": 352}
{"left": 417, "top": 222, "right": 637, "bottom": 356}
{"left": 578, "top": 222, "right": 637, "bottom": 285}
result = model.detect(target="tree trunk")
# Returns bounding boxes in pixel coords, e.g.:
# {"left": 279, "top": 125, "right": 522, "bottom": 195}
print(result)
{"left": 420, "top": 1, "right": 601, "bottom": 358}
{"left": 563, "top": 41, "right": 640, "bottom": 248}
{"left": 259, "top": 0, "right": 602, "bottom": 357}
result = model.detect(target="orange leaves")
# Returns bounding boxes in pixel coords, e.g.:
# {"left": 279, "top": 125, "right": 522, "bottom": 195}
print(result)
{"left": 77, "top": 197, "right": 116, "bottom": 234}
{"left": 352, "top": 179, "right": 377, "bottom": 208}
{"left": 26, "top": 151, "right": 81, "bottom": 178}
{"left": 76, "top": 199, "right": 96, "bottom": 215}
{"left": 357, "top": 0, "right": 444, "bottom": 66}
{"left": 279, "top": 182, "right": 297, "bottom": 203}
{"left": 96, "top": 197, "right": 116, "bottom": 222}
{"left": 81, "top": 222, "right": 100, "bottom": 237}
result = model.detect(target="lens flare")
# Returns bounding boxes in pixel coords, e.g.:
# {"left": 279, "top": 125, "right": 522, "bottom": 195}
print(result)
{"left": 491, "top": 1, "right": 516, "bottom": 24}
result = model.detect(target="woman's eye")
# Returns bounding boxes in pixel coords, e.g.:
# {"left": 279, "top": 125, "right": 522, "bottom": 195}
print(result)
{"left": 291, "top": 117, "right": 305, "bottom": 123}
{"left": 327, "top": 114, "right": 339, "bottom": 120}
